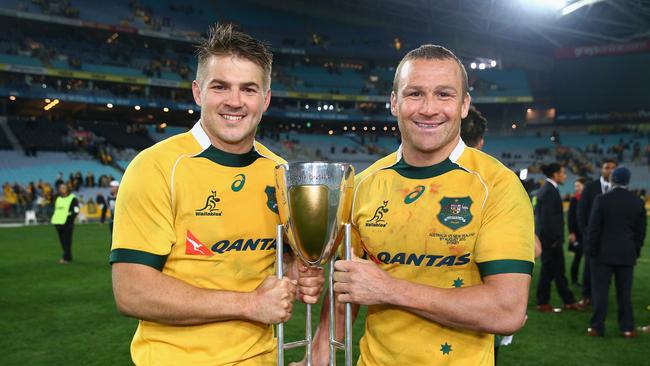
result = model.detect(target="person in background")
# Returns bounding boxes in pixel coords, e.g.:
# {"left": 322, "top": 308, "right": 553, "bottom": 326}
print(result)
{"left": 85, "top": 171, "right": 95, "bottom": 188}
{"left": 585, "top": 167, "right": 646, "bottom": 338}
{"left": 577, "top": 158, "right": 617, "bottom": 306}
{"left": 101, "top": 180, "right": 119, "bottom": 242}
{"left": 460, "top": 105, "right": 487, "bottom": 150}
{"left": 535, "top": 163, "right": 581, "bottom": 312}
{"left": 50, "top": 183, "right": 79, "bottom": 264}
{"left": 568, "top": 177, "right": 587, "bottom": 286}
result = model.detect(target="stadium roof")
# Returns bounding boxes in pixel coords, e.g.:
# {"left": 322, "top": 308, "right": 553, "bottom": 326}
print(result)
{"left": 249, "top": 0, "right": 650, "bottom": 49}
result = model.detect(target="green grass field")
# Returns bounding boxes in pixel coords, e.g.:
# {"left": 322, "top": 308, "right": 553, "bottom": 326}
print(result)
{"left": 1, "top": 222, "right": 648, "bottom": 365}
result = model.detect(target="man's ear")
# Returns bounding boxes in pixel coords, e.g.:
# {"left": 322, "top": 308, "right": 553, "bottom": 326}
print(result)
{"left": 461, "top": 92, "right": 471, "bottom": 119}
{"left": 262, "top": 88, "right": 271, "bottom": 112}
{"left": 192, "top": 80, "right": 202, "bottom": 106}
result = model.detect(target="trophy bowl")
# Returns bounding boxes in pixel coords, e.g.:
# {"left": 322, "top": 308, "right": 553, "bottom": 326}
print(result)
{"left": 275, "top": 162, "right": 354, "bottom": 267}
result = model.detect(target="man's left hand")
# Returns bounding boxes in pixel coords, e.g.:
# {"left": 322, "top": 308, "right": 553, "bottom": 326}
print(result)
{"left": 333, "top": 252, "right": 394, "bottom": 306}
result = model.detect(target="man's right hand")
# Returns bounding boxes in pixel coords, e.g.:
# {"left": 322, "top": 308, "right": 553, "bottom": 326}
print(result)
{"left": 249, "top": 276, "right": 297, "bottom": 324}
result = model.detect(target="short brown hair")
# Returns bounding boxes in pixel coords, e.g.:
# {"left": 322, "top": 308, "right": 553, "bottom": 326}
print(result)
{"left": 392, "top": 44, "right": 468, "bottom": 96}
{"left": 195, "top": 23, "right": 273, "bottom": 88}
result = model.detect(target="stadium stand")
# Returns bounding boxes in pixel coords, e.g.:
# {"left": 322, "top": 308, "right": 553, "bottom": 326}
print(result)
{"left": 8, "top": 117, "right": 72, "bottom": 151}
{"left": 147, "top": 124, "right": 189, "bottom": 142}
{"left": 0, "top": 0, "right": 647, "bottom": 205}
{"left": 0, "top": 123, "right": 12, "bottom": 150}
{"left": 77, "top": 120, "right": 153, "bottom": 150}
{"left": 0, "top": 150, "right": 121, "bottom": 185}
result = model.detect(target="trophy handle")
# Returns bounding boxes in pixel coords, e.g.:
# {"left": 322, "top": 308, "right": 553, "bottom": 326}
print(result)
{"left": 276, "top": 224, "right": 285, "bottom": 365}
{"left": 328, "top": 223, "right": 353, "bottom": 366}
{"left": 345, "top": 223, "right": 353, "bottom": 366}
{"left": 276, "top": 224, "right": 313, "bottom": 366}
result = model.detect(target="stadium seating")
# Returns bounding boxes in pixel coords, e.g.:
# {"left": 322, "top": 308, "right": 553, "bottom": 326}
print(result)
{"left": 0, "top": 1, "right": 532, "bottom": 102}
{"left": 0, "top": 125, "right": 12, "bottom": 150}
{"left": 8, "top": 117, "right": 71, "bottom": 151}
{"left": 0, "top": 0, "right": 645, "bottom": 198}
{"left": 147, "top": 125, "right": 189, "bottom": 143}
{"left": 0, "top": 150, "right": 121, "bottom": 186}
{"left": 77, "top": 120, "right": 154, "bottom": 150}
{"left": 469, "top": 69, "right": 531, "bottom": 98}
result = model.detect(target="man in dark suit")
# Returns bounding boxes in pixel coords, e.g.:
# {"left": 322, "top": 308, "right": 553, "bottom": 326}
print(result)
{"left": 568, "top": 178, "right": 587, "bottom": 286}
{"left": 577, "top": 158, "right": 617, "bottom": 305}
{"left": 585, "top": 167, "right": 646, "bottom": 338}
{"left": 535, "top": 163, "right": 580, "bottom": 312}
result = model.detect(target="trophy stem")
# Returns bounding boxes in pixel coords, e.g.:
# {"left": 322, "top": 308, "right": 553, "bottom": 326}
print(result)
{"left": 276, "top": 224, "right": 285, "bottom": 366}
{"left": 328, "top": 223, "right": 353, "bottom": 366}
{"left": 344, "top": 223, "right": 353, "bottom": 366}
{"left": 306, "top": 303, "right": 313, "bottom": 366}
{"left": 276, "top": 224, "right": 317, "bottom": 366}
{"left": 328, "top": 253, "right": 336, "bottom": 366}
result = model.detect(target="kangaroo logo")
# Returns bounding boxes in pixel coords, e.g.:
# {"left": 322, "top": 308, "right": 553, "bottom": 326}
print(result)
{"left": 195, "top": 191, "right": 222, "bottom": 216}
{"left": 366, "top": 201, "right": 389, "bottom": 227}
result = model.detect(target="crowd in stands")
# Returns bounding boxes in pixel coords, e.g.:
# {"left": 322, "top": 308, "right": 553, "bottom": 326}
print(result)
{"left": 8, "top": 116, "right": 144, "bottom": 169}
{"left": 583, "top": 136, "right": 650, "bottom": 164}
{"left": 2, "top": 123, "right": 649, "bottom": 224}
{"left": 16, "top": 0, "right": 80, "bottom": 19}
{"left": 2, "top": 179, "right": 53, "bottom": 218}
{"left": 0, "top": 14, "right": 418, "bottom": 99}
{"left": 501, "top": 128, "right": 650, "bottom": 190}
{"left": 1, "top": 170, "right": 116, "bottom": 220}
{"left": 1, "top": 16, "right": 196, "bottom": 81}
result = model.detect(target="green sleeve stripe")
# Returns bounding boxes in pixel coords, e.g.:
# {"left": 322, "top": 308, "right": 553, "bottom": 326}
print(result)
{"left": 109, "top": 249, "right": 167, "bottom": 271}
{"left": 477, "top": 260, "right": 534, "bottom": 277}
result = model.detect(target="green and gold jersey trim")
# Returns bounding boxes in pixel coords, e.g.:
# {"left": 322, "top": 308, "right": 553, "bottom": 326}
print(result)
{"left": 477, "top": 259, "right": 534, "bottom": 277}
{"left": 109, "top": 248, "right": 168, "bottom": 271}
{"left": 388, "top": 158, "right": 464, "bottom": 179}
{"left": 194, "top": 145, "right": 261, "bottom": 167}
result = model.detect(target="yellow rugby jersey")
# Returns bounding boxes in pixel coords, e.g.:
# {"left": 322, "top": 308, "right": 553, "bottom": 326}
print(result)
{"left": 110, "top": 121, "right": 285, "bottom": 366}
{"left": 351, "top": 139, "right": 534, "bottom": 366}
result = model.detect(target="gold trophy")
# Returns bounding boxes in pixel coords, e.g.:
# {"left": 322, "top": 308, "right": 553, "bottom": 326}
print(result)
{"left": 275, "top": 162, "right": 354, "bottom": 366}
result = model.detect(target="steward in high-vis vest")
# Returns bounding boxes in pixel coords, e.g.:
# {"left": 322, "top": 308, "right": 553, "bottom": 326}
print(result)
{"left": 51, "top": 183, "right": 79, "bottom": 264}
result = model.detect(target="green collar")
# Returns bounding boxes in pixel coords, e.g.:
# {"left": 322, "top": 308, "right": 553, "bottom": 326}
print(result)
{"left": 389, "top": 158, "right": 463, "bottom": 179}
{"left": 195, "top": 145, "right": 261, "bottom": 167}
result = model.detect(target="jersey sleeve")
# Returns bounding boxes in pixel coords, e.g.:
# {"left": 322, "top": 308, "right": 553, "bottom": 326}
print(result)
{"left": 474, "top": 170, "right": 535, "bottom": 277}
{"left": 109, "top": 151, "right": 175, "bottom": 270}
